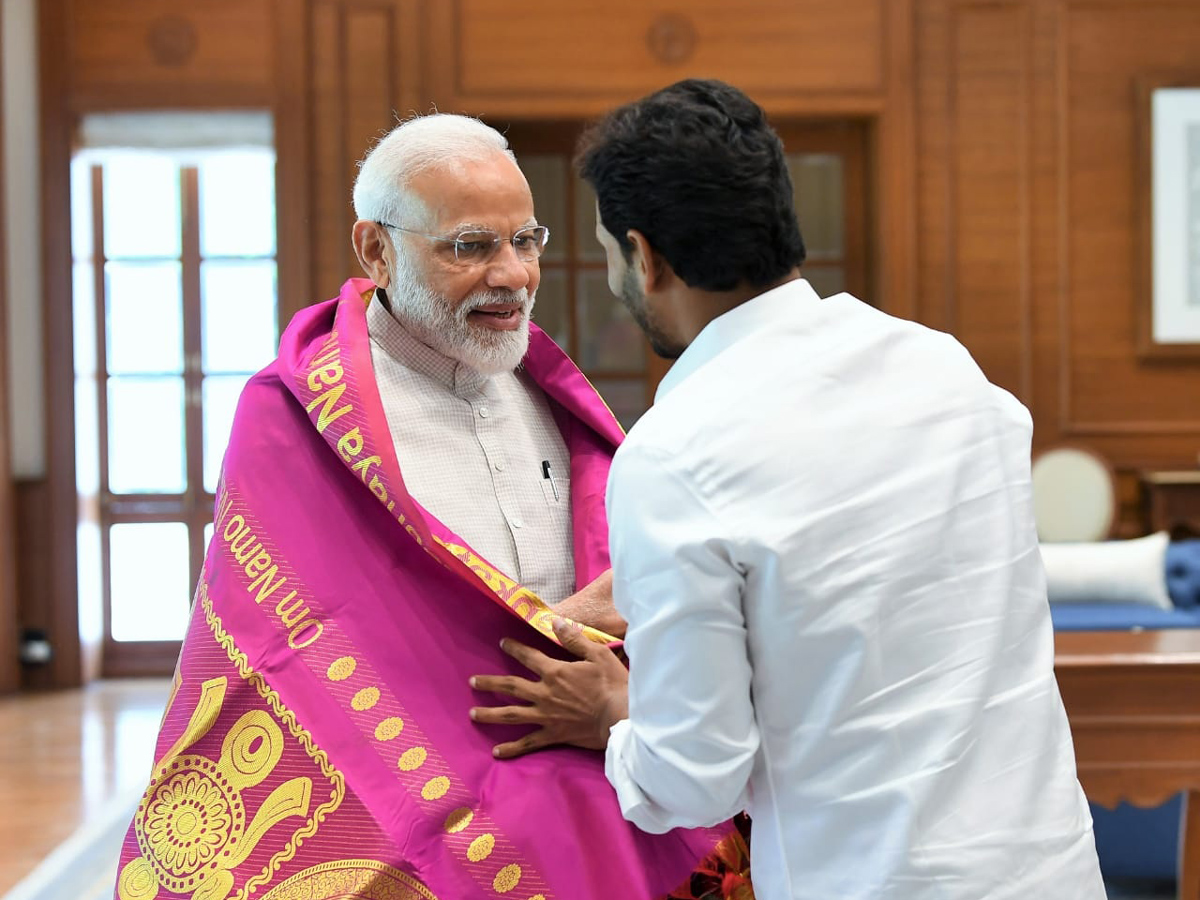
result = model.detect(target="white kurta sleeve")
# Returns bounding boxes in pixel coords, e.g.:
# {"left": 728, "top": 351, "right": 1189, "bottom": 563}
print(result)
{"left": 604, "top": 442, "right": 759, "bottom": 833}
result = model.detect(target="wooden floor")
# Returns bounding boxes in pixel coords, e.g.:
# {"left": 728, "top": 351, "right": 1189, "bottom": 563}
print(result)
{"left": 0, "top": 679, "right": 172, "bottom": 896}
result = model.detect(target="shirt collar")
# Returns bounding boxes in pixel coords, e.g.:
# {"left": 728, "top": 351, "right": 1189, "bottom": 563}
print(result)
{"left": 366, "top": 288, "right": 491, "bottom": 395}
{"left": 654, "top": 277, "right": 822, "bottom": 404}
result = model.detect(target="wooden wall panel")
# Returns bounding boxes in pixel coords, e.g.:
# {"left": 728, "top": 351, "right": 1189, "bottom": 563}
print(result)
{"left": 68, "top": 0, "right": 275, "bottom": 107}
{"left": 1059, "top": 1, "right": 1200, "bottom": 449}
{"left": 431, "top": 0, "right": 886, "bottom": 116}
{"left": 33, "top": 0, "right": 84, "bottom": 689}
{"left": 309, "top": 0, "right": 425, "bottom": 300}
{"left": 945, "top": 3, "right": 1033, "bottom": 402}
{"left": 918, "top": 0, "right": 1200, "bottom": 533}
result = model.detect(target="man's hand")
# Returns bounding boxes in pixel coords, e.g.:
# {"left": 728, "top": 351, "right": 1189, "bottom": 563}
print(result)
{"left": 469, "top": 620, "right": 629, "bottom": 759}
{"left": 553, "top": 570, "right": 626, "bottom": 639}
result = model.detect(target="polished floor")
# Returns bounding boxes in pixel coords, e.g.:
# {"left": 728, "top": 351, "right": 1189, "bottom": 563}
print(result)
{"left": 0, "top": 679, "right": 172, "bottom": 896}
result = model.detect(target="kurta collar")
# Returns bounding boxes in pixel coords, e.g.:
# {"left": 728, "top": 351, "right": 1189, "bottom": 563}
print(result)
{"left": 654, "top": 277, "right": 823, "bottom": 404}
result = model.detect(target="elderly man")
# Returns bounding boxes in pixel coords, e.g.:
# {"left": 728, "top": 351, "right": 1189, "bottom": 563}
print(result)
{"left": 111, "top": 115, "right": 748, "bottom": 900}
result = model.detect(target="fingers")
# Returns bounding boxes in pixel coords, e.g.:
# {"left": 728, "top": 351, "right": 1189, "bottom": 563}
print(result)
{"left": 469, "top": 704, "right": 542, "bottom": 727}
{"left": 498, "top": 638, "right": 554, "bottom": 675}
{"left": 552, "top": 618, "right": 595, "bottom": 659}
{"left": 469, "top": 673, "right": 539, "bottom": 701}
{"left": 491, "top": 730, "right": 555, "bottom": 760}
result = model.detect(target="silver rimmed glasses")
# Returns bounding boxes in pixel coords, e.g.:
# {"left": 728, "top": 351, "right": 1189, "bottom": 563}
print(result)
{"left": 379, "top": 222, "right": 550, "bottom": 266}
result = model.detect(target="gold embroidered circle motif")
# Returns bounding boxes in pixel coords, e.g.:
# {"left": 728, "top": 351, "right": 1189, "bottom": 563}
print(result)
{"left": 374, "top": 717, "right": 404, "bottom": 741}
{"left": 327, "top": 657, "right": 357, "bottom": 681}
{"left": 135, "top": 756, "right": 246, "bottom": 892}
{"left": 443, "top": 807, "right": 474, "bottom": 833}
{"left": 117, "top": 857, "right": 158, "bottom": 900}
{"left": 351, "top": 686, "right": 380, "bottom": 711}
{"left": 421, "top": 776, "right": 450, "bottom": 800}
{"left": 493, "top": 863, "right": 522, "bottom": 893}
{"left": 398, "top": 747, "right": 427, "bottom": 771}
{"left": 467, "top": 833, "right": 495, "bottom": 862}
{"left": 529, "top": 895, "right": 547, "bottom": 900}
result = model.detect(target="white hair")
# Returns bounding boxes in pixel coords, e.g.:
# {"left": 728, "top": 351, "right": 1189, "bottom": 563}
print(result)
{"left": 352, "top": 113, "right": 517, "bottom": 231}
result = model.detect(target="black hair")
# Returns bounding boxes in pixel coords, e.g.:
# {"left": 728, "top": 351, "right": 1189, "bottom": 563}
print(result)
{"left": 575, "top": 78, "right": 806, "bottom": 292}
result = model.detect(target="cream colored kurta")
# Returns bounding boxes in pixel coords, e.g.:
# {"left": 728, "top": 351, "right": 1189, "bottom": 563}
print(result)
{"left": 366, "top": 293, "right": 575, "bottom": 604}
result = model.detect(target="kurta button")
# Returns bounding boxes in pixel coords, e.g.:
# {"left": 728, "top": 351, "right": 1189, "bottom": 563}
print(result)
{"left": 512, "top": 519, "right": 523, "bottom": 529}
{"left": 494, "top": 459, "right": 505, "bottom": 471}
{"left": 479, "top": 406, "right": 490, "bottom": 418}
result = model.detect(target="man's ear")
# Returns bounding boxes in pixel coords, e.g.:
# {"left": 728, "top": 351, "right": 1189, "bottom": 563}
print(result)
{"left": 625, "top": 229, "right": 671, "bottom": 295}
{"left": 352, "top": 220, "right": 391, "bottom": 287}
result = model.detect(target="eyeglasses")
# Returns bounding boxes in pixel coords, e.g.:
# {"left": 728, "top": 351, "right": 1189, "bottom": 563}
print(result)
{"left": 378, "top": 222, "right": 550, "bottom": 266}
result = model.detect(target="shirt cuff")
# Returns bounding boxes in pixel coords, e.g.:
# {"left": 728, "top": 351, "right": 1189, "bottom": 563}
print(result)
{"left": 604, "top": 717, "right": 675, "bottom": 834}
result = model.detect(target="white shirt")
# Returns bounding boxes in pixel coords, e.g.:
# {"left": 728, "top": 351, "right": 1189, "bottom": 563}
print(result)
{"left": 604, "top": 279, "right": 1104, "bottom": 899}
{"left": 367, "top": 293, "right": 576, "bottom": 604}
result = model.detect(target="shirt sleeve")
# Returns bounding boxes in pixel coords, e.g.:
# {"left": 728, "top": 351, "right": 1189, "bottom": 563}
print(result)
{"left": 604, "top": 442, "right": 759, "bottom": 833}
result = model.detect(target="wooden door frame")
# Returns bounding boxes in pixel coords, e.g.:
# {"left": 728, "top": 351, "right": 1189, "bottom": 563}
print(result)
{"left": 34, "top": 0, "right": 312, "bottom": 685}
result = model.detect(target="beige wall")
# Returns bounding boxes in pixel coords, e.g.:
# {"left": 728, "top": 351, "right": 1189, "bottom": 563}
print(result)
{"left": 2, "top": 0, "right": 43, "bottom": 480}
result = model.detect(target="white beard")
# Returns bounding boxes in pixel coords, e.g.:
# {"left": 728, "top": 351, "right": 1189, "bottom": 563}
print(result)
{"left": 387, "top": 252, "right": 534, "bottom": 376}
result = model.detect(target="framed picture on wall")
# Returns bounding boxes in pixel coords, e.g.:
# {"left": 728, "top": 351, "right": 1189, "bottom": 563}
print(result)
{"left": 1137, "top": 76, "right": 1200, "bottom": 358}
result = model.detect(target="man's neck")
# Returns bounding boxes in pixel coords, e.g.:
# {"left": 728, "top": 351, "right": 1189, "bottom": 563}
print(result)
{"left": 672, "top": 269, "right": 803, "bottom": 347}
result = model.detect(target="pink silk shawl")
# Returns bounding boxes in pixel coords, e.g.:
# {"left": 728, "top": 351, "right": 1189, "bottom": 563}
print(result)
{"left": 112, "top": 278, "right": 745, "bottom": 900}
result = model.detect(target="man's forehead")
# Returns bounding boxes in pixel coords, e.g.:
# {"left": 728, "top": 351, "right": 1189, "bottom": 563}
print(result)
{"left": 408, "top": 156, "right": 535, "bottom": 230}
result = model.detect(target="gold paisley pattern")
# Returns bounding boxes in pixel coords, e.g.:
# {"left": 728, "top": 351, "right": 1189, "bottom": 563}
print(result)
{"left": 374, "top": 717, "right": 405, "bottom": 741}
{"left": 467, "top": 833, "right": 496, "bottom": 863}
{"left": 398, "top": 746, "right": 427, "bottom": 771}
{"left": 117, "top": 857, "right": 159, "bottom": 900}
{"left": 352, "top": 686, "right": 381, "bottom": 710}
{"left": 444, "top": 807, "right": 474, "bottom": 834}
{"left": 421, "top": 776, "right": 451, "bottom": 801}
{"left": 492, "top": 864, "right": 522, "bottom": 893}
{"left": 326, "top": 656, "right": 357, "bottom": 681}
{"left": 261, "top": 859, "right": 438, "bottom": 900}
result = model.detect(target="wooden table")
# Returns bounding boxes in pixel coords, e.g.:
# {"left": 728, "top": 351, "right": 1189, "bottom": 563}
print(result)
{"left": 1056, "top": 629, "right": 1200, "bottom": 898}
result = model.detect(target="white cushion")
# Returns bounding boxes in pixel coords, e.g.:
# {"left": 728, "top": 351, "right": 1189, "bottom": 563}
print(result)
{"left": 1039, "top": 531, "right": 1173, "bottom": 610}
{"left": 1031, "top": 448, "right": 1115, "bottom": 542}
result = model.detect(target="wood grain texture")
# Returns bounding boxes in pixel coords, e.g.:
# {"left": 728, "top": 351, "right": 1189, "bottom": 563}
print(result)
{"left": 877, "top": 0, "right": 918, "bottom": 321}
{"left": 1055, "top": 627, "right": 1200, "bottom": 891}
{"left": 918, "top": 0, "right": 1200, "bottom": 484}
{"left": 1059, "top": 1, "right": 1200, "bottom": 437}
{"left": 947, "top": 1, "right": 1033, "bottom": 403}
{"left": 275, "top": 2, "right": 315, "bottom": 324}
{"left": 430, "top": 0, "right": 884, "bottom": 115}
{"left": 309, "top": 0, "right": 424, "bottom": 300}
{"left": 67, "top": 0, "right": 275, "bottom": 108}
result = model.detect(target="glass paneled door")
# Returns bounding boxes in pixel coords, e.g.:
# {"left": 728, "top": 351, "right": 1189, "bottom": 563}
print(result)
{"left": 72, "top": 139, "right": 278, "bottom": 675}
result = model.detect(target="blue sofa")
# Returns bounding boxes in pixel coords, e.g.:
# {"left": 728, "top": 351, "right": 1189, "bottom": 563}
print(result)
{"left": 1049, "top": 539, "right": 1200, "bottom": 881}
